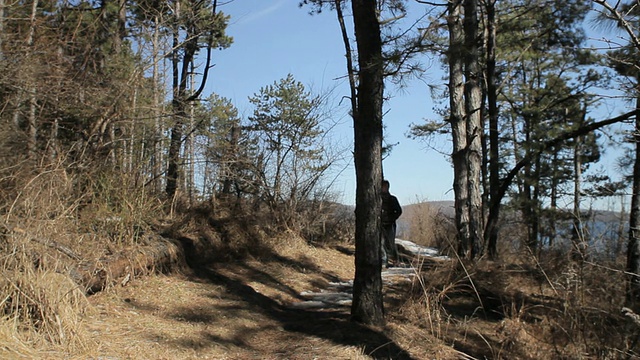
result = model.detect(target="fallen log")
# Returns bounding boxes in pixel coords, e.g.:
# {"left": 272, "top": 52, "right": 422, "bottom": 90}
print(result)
{"left": 75, "top": 235, "right": 184, "bottom": 294}
{"left": 2, "top": 222, "right": 185, "bottom": 295}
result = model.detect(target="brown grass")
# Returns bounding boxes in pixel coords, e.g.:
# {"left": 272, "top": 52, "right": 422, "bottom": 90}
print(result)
{"left": 2, "top": 167, "right": 640, "bottom": 359}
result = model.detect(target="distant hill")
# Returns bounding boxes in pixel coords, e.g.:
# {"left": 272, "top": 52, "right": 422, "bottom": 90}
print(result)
{"left": 401, "top": 200, "right": 455, "bottom": 219}
{"left": 400, "top": 200, "right": 627, "bottom": 223}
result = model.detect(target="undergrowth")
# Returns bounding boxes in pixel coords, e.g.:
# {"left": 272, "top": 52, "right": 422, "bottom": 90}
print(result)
{"left": 2, "top": 165, "right": 640, "bottom": 359}
{"left": 396, "top": 204, "right": 640, "bottom": 359}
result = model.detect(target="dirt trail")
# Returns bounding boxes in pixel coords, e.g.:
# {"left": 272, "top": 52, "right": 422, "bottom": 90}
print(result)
{"left": 83, "top": 238, "right": 454, "bottom": 360}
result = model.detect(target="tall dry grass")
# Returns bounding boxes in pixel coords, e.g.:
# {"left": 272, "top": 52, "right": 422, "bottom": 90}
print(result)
{"left": 0, "top": 158, "right": 165, "bottom": 357}
{"left": 397, "top": 202, "right": 640, "bottom": 359}
{"left": 401, "top": 200, "right": 456, "bottom": 255}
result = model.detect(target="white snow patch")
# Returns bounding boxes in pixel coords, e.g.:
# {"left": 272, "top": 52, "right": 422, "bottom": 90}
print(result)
{"left": 395, "top": 238, "right": 450, "bottom": 260}
{"left": 289, "top": 239, "right": 450, "bottom": 310}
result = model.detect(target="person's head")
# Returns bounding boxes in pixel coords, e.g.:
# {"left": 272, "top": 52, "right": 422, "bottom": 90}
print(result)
{"left": 382, "top": 179, "right": 390, "bottom": 193}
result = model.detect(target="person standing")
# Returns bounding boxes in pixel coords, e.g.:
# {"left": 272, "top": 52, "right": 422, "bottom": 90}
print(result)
{"left": 381, "top": 179, "right": 402, "bottom": 267}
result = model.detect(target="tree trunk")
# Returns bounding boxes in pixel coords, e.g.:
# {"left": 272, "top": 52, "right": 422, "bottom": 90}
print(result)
{"left": 626, "top": 93, "right": 640, "bottom": 311}
{"left": 572, "top": 134, "right": 584, "bottom": 259}
{"left": 334, "top": 0, "right": 357, "bottom": 116}
{"left": 166, "top": 0, "right": 180, "bottom": 199}
{"left": 548, "top": 150, "right": 559, "bottom": 249}
{"left": 485, "top": 0, "right": 499, "bottom": 259}
{"left": 531, "top": 154, "right": 541, "bottom": 254}
{"left": 463, "top": 0, "right": 483, "bottom": 259}
{"left": 448, "top": 0, "right": 470, "bottom": 259}
{"left": 186, "top": 64, "right": 196, "bottom": 204}
{"left": 350, "top": 0, "right": 385, "bottom": 327}
{"left": 26, "top": 0, "right": 38, "bottom": 160}
{"left": 166, "top": 0, "right": 187, "bottom": 200}
{"left": 167, "top": 104, "right": 185, "bottom": 200}
{"left": 152, "top": 15, "right": 163, "bottom": 193}
{"left": 0, "top": 0, "right": 4, "bottom": 62}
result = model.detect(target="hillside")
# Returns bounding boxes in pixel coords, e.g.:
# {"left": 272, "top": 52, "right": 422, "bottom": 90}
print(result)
{"left": 2, "top": 207, "right": 636, "bottom": 359}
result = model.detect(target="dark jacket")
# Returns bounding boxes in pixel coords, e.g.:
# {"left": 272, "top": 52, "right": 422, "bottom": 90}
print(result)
{"left": 381, "top": 192, "right": 402, "bottom": 225}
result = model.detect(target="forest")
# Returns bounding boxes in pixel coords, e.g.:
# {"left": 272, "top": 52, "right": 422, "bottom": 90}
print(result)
{"left": 2, "top": 0, "right": 640, "bottom": 358}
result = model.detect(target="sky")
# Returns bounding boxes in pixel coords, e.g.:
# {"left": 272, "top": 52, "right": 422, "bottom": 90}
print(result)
{"left": 202, "top": 0, "right": 630, "bottom": 209}
{"left": 205, "top": 0, "right": 452, "bottom": 207}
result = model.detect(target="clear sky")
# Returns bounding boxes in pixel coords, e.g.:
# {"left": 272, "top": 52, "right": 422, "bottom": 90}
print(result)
{"left": 206, "top": 0, "right": 453, "bottom": 207}
{"left": 204, "top": 0, "right": 629, "bottom": 210}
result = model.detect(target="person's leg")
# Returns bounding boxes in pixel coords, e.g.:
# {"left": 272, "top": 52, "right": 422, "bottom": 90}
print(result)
{"left": 390, "top": 223, "right": 399, "bottom": 261}
{"left": 383, "top": 224, "right": 395, "bottom": 265}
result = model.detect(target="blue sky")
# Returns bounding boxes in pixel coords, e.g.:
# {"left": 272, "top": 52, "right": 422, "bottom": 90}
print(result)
{"left": 206, "top": 0, "right": 453, "bottom": 206}
{"left": 202, "top": 0, "right": 630, "bottom": 210}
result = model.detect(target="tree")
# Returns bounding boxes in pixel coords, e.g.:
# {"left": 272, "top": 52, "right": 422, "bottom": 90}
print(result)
{"left": 246, "top": 74, "right": 332, "bottom": 228}
{"left": 349, "top": 0, "right": 386, "bottom": 326}
{"left": 165, "top": 0, "right": 232, "bottom": 200}
{"left": 592, "top": 0, "right": 640, "bottom": 310}
{"left": 494, "top": 0, "right": 601, "bottom": 254}
{"left": 411, "top": 0, "right": 616, "bottom": 259}
{"left": 301, "top": 0, "right": 406, "bottom": 325}
{"left": 447, "top": 0, "right": 472, "bottom": 258}
{"left": 463, "top": 0, "right": 483, "bottom": 259}
{"left": 199, "top": 94, "right": 249, "bottom": 199}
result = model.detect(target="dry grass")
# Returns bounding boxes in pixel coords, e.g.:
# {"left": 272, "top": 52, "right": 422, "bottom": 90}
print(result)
{"left": 0, "top": 164, "right": 168, "bottom": 358}
{"left": 2, "top": 165, "right": 640, "bottom": 359}
{"left": 0, "top": 254, "right": 94, "bottom": 358}
{"left": 402, "top": 201, "right": 457, "bottom": 256}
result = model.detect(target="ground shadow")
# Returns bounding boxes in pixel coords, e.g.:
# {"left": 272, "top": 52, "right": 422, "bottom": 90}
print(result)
{"left": 185, "top": 265, "right": 416, "bottom": 360}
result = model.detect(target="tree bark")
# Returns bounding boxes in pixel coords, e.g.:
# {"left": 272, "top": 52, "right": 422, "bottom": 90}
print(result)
{"left": 0, "top": 0, "right": 4, "bottom": 62}
{"left": 166, "top": 0, "right": 219, "bottom": 201}
{"left": 485, "top": 0, "right": 499, "bottom": 258}
{"left": 350, "top": 0, "right": 385, "bottom": 326}
{"left": 626, "top": 93, "right": 640, "bottom": 311}
{"left": 571, "top": 134, "right": 583, "bottom": 256}
{"left": 448, "top": 0, "right": 470, "bottom": 259}
{"left": 26, "top": 0, "right": 38, "bottom": 160}
{"left": 152, "top": 15, "right": 163, "bottom": 193}
{"left": 166, "top": 0, "right": 182, "bottom": 200}
{"left": 464, "top": 0, "right": 483, "bottom": 259}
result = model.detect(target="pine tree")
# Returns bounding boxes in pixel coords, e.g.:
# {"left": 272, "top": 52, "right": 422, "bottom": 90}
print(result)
{"left": 247, "top": 74, "right": 332, "bottom": 228}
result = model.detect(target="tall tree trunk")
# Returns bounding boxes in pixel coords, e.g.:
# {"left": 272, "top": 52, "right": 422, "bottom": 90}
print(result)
{"left": 448, "top": 0, "right": 470, "bottom": 259}
{"left": 626, "top": 93, "right": 640, "bottom": 311}
{"left": 531, "top": 154, "right": 541, "bottom": 254}
{"left": 549, "top": 151, "right": 559, "bottom": 248}
{"left": 522, "top": 116, "right": 536, "bottom": 251}
{"left": 185, "top": 62, "right": 196, "bottom": 203}
{"left": 26, "top": 0, "right": 38, "bottom": 160}
{"left": 166, "top": 0, "right": 219, "bottom": 200}
{"left": 572, "top": 133, "right": 584, "bottom": 259}
{"left": 47, "top": 45, "right": 63, "bottom": 162}
{"left": 152, "top": 15, "right": 163, "bottom": 193}
{"left": 167, "top": 105, "right": 185, "bottom": 200}
{"left": 334, "top": 0, "right": 357, "bottom": 118}
{"left": 350, "top": 0, "right": 385, "bottom": 326}
{"left": 463, "top": 0, "right": 483, "bottom": 259}
{"left": 166, "top": 0, "right": 183, "bottom": 200}
{"left": 572, "top": 104, "right": 590, "bottom": 259}
{"left": 116, "top": 0, "right": 126, "bottom": 53}
{"left": 485, "top": 0, "right": 499, "bottom": 258}
{"left": 128, "top": 87, "right": 137, "bottom": 174}
{"left": 0, "top": 0, "right": 4, "bottom": 62}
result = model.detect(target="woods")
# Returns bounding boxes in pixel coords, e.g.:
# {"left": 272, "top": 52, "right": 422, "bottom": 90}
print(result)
{"left": 2, "top": 0, "right": 640, "bottom": 357}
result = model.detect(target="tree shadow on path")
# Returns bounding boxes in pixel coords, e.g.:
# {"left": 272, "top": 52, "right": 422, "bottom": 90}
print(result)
{"left": 189, "top": 265, "right": 416, "bottom": 360}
